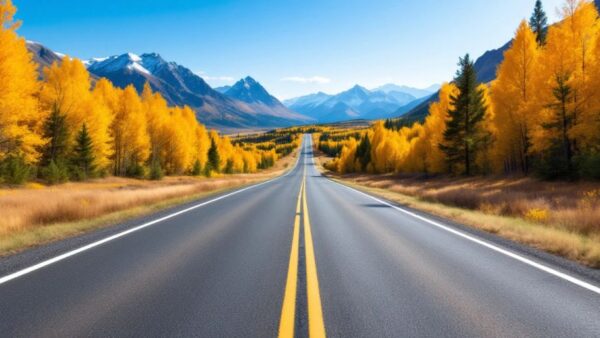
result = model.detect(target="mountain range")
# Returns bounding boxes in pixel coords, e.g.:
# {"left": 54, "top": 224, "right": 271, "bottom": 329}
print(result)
{"left": 283, "top": 84, "right": 438, "bottom": 123}
{"left": 26, "top": 41, "right": 310, "bottom": 130}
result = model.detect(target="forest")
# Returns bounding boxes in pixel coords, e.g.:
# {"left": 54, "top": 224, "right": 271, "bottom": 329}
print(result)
{"left": 0, "top": 0, "right": 296, "bottom": 185}
{"left": 321, "top": 0, "right": 600, "bottom": 180}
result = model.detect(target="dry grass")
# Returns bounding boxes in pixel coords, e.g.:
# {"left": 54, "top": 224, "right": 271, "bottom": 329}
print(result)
{"left": 0, "top": 149, "right": 299, "bottom": 255}
{"left": 313, "top": 151, "right": 600, "bottom": 268}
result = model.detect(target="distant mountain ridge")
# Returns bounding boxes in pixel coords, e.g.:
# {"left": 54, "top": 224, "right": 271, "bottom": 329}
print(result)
{"left": 285, "top": 83, "right": 437, "bottom": 123}
{"left": 25, "top": 41, "right": 309, "bottom": 129}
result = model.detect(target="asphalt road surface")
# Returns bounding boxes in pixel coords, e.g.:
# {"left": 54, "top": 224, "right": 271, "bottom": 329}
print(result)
{"left": 1, "top": 135, "right": 599, "bottom": 337}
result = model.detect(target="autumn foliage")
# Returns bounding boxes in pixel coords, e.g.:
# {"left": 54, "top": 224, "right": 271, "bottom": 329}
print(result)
{"left": 323, "top": 0, "right": 600, "bottom": 180}
{"left": 0, "top": 0, "right": 294, "bottom": 184}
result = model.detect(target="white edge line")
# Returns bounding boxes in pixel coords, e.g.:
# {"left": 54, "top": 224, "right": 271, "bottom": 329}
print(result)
{"left": 319, "top": 168, "right": 600, "bottom": 296}
{"left": 0, "top": 142, "right": 304, "bottom": 286}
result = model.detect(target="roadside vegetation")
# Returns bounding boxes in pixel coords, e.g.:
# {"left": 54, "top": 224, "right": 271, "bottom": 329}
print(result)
{"left": 0, "top": 149, "right": 299, "bottom": 255}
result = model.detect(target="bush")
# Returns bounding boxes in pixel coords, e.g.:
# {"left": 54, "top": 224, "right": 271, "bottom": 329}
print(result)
{"left": 0, "top": 155, "right": 32, "bottom": 185}
{"left": 126, "top": 162, "right": 146, "bottom": 179}
{"left": 191, "top": 159, "right": 201, "bottom": 176}
{"left": 42, "top": 160, "right": 69, "bottom": 185}
{"left": 577, "top": 152, "right": 600, "bottom": 180}
{"left": 149, "top": 161, "right": 164, "bottom": 180}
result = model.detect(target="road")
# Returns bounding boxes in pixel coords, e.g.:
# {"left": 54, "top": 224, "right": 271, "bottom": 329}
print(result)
{"left": 0, "top": 135, "right": 599, "bottom": 337}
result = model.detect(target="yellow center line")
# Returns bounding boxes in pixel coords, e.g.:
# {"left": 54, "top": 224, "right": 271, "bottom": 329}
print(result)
{"left": 303, "top": 170, "right": 327, "bottom": 338}
{"left": 278, "top": 176, "right": 304, "bottom": 338}
{"left": 279, "top": 141, "right": 326, "bottom": 338}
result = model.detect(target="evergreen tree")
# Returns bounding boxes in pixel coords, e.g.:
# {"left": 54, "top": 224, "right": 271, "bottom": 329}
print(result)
{"left": 529, "top": 0, "right": 548, "bottom": 45}
{"left": 40, "top": 104, "right": 69, "bottom": 167}
{"left": 191, "top": 158, "right": 201, "bottom": 176}
{"left": 355, "top": 134, "right": 371, "bottom": 171}
{"left": 207, "top": 137, "right": 220, "bottom": 174}
{"left": 538, "top": 73, "right": 576, "bottom": 178}
{"left": 440, "top": 54, "right": 488, "bottom": 176}
{"left": 72, "top": 123, "right": 96, "bottom": 180}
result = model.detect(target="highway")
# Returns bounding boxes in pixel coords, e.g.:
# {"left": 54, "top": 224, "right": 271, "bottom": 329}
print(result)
{"left": 0, "top": 135, "right": 599, "bottom": 337}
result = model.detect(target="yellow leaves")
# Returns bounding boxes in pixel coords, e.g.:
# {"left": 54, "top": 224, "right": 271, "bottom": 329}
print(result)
{"left": 0, "top": 10, "right": 42, "bottom": 162}
{"left": 0, "top": 0, "right": 20, "bottom": 31}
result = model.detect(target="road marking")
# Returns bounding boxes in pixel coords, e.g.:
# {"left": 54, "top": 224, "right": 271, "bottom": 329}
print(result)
{"left": 327, "top": 177, "right": 600, "bottom": 296}
{"left": 303, "top": 147, "right": 327, "bottom": 338}
{"left": 0, "top": 145, "right": 304, "bottom": 287}
{"left": 278, "top": 177, "right": 304, "bottom": 338}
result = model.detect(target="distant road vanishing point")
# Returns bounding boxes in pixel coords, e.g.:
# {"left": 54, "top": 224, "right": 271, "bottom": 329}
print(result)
{"left": 0, "top": 135, "right": 599, "bottom": 337}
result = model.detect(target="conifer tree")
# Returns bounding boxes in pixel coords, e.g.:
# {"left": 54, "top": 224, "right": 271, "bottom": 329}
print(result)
{"left": 355, "top": 134, "right": 371, "bottom": 171}
{"left": 207, "top": 137, "right": 220, "bottom": 174}
{"left": 40, "top": 104, "right": 69, "bottom": 167}
{"left": 440, "top": 54, "right": 488, "bottom": 175}
{"left": 72, "top": 123, "right": 95, "bottom": 180}
{"left": 529, "top": 0, "right": 548, "bottom": 45}
{"left": 538, "top": 73, "right": 576, "bottom": 178}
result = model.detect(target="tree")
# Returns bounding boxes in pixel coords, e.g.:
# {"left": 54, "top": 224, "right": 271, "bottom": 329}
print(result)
{"left": 72, "top": 123, "right": 95, "bottom": 180}
{"left": 529, "top": 0, "right": 549, "bottom": 45}
{"left": 206, "top": 137, "right": 220, "bottom": 175}
{"left": 440, "top": 54, "right": 488, "bottom": 175}
{"left": 0, "top": 0, "right": 43, "bottom": 163}
{"left": 537, "top": 73, "right": 576, "bottom": 178}
{"left": 491, "top": 21, "right": 539, "bottom": 174}
{"left": 355, "top": 133, "right": 371, "bottom": 171}
{"left": 40, "top": 104, "right": 69, "bottom": 167}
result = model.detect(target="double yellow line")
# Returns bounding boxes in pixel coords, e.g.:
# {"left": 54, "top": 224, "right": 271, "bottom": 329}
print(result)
{"left": 278, "top": 163, "right": 326, "bottom": 338}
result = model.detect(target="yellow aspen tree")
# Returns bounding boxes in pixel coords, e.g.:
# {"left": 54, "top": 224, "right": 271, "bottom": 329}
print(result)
{"left": 423, "top": 83, "right": 458, "bottom": 174}
{"left": 142, "top": 83, "right": 169, "bottom": 170}
{"left": 491, "top": 20, "right": 540, "bottom": 174}
{"left": 112, "top": 85, "right": 149, "bottom": 176}
{"left": 0, "top": 0, "right": 43, "bottom": 162}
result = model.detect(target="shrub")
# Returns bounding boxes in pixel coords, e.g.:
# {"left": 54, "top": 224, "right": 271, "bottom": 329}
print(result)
{"left": 0, "top": 155, "right": 31, "bottom": 185}
{"left": 42, "top": 160, "right": 69, "bottom": 185}
{"left": 525, "top": 208, "right": 549, "bottom": 223}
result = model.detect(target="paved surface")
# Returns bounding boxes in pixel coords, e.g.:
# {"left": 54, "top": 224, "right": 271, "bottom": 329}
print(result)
{"left": 1, "top": 135, "right": 599, "bottom": 337}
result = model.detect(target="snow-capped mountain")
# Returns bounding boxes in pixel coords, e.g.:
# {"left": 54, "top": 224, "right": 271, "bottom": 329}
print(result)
{"left": 285, "top": 85, "right": 419, "bottom": 123}
{"left": 84, "top": 53, "right": 312, "bottom": 128}
{"left": 222, "top": 77, "right": 313, "bottom": 123}
{"left": 25, "top": 41, "right": 312, "bottom": 129}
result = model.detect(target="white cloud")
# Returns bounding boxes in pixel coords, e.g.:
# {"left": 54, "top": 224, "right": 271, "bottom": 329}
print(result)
{"left": 281, "top": 76, "right": 331, "bottom": 84}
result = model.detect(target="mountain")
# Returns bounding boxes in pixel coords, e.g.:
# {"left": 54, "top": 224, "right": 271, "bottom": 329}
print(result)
{"left": 25, "top": 41, "right": 310, "bottom": 129}
{"left": 214, "top": 85, "right": 231, "bottom": 94}
{"left": 372, "top": 83, "right": 439, "bottom": 99}
{"left": 85, "top": 54, "right": 311, "bottom": 128}
{"left": 223, "top": 77, "right": 312, "bottom": 122}
{"left": 285, "top": 85, "right": 418, "bottom": 123}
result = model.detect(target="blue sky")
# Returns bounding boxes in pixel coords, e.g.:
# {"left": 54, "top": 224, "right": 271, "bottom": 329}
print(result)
{"left": 15, "top": 0, "right": 564, "bottom": 99}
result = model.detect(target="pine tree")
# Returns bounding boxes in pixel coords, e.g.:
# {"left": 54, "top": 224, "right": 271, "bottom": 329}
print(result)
{"left": 207, "top": 137, "right": 220, "bottom": 174}
{"left": 355, "top": 134, "right": 371, "bottom": 171}
{"left": 538, "top": 73, "right": 576, "bottom": 178}
{"left": 529, "top": 0, "right": 548, "bottom": 45}
{"left": 40, "top": 104, "right": 69, "bottom": 167}
{"left": 72, "top": 123, "right": 95, "bottom": 180}
{"left": 440, "top": 54, "right": 488, "bottom": 175}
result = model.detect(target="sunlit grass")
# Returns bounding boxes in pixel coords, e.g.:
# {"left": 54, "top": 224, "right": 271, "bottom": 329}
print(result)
{"left": 0, "top": 150, "right": 298, "bottom": 256}
{"left": 314, "top": 152, "right": 600, "bottom": 268}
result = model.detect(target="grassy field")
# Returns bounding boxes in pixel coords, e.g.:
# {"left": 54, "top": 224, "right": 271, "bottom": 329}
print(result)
{"left": 314, "top": 153, "right": 600, "bottom": 268}
{"left": 0, "top": 150, "right": 299, "bottom": 256}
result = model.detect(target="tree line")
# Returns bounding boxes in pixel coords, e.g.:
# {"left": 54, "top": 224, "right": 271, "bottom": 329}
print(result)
{"left": 322, "top": 0, "right": 600, "bottom": 180}
{"left": 0, "top": 0, "right": 286, "bottom": 184}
